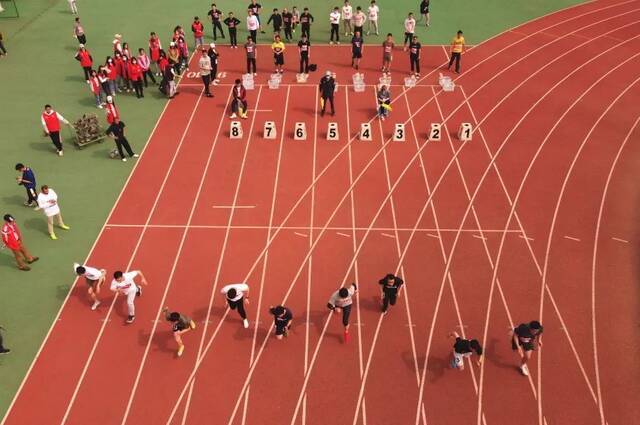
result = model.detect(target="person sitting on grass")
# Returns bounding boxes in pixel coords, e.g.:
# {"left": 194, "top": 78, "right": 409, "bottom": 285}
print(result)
{"left": 163, "top": 307, "right": 196, "bottom": 357}
{"left": 230, "top": 79, "right": 248, "bottom": 119}
{"left": 377, "top": 85, "right": 391, "bottom": 120}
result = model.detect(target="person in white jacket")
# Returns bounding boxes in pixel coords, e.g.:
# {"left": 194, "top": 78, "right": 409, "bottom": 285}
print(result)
{"left": 36, "top": 185, "right": 69, "bottom": 240}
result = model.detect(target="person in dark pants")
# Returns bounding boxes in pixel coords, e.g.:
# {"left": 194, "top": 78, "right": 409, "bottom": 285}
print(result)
{"left": 208, "top": 3, "right": 225, "bottom": 40}
{"left": 319, "top": 71, "right": 336, "bottom": 116}
{"left": 449, "top": 331, "right": 483, "bottom": 371}
{"left": 221, "top": 283, "right": 250, "bottom": 328}
{"left": 74, "top": 17, "right": 87, "bottom": 45}
{"left": 298, "top": 34, "right": 311, "bottom": 74}
{"left": 15, "top": 164, "right": 37, "bottom": 207}
{"left": 447, "top": 30, "right": 465, "bottom": 74}
{"left": 327, "top": 282, "right": 358, "bottom": 343}
{"left": 269, "top": 305, "right": 293, "bottom": 340}
{"left": 74, "top": 44, "right": 93, "bottom": 80}
{"left": 105, "top": 119, "right": 139, "bottom": 162}
{"left": 163, "top": 307, "right": 196, "bottom": 357}
{"left": 300, "top": 8, "right": 314, "bottom": 39}
{"left": 207, "top": 43, "right": 220, "bottom": 84}
{"left": 351, "top": 31, "right": 364, "bottom": 70}
{"left": 378, "top": 273, "right": 404, "bottom": 313}
{"left": 267, "top": 8, "right": 283, "bottom": 35}
{"left": 40, "top": 105, "right": 70, "bottom": 157}
{"left": 409, "top": 35, "right": 421, "bottom": 76}
{"left": 420, "top": 0, "right": 431, "bottom": 27}
{"left": 0, "top": 326, "right": 10, "bottom": 355}
{"left": 282, "top": 8, "right": 293, "bottom": 42}
{"left": 199, "top": 48, "right": 213, "bottom": 97}
{"left": 248, "top": 0, "right": 264, "bottom": 33}
{"left": 224, "top": 12, "right": 241, "bottom": 47}
{"left": 330, "top": 7, "right": 341, "bottom": 44}
{"left": 512, "top": 320, "right": 544, "bottom": 376}
{"left": 244, "top": 36, "right": 257, "bottom": 75}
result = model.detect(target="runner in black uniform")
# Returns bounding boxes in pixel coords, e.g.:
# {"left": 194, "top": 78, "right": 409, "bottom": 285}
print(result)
{"left": 298, "top": 34, "right": 311, "bottom": 74}
{"left": 224, "top": 13, "right": 241, "bottom": 47}
{"left": 408, "top": 35, "right": 421, "bottom": 76}
{"left": 351, "top": 31, "right": 364, "bottom": 70}
{"left": 282, "top": 8, "right": 294, "bottom": 41}
{"left": 267, "top": 8, "right": 283, "bottom": 35}
{"left": 207, "top": 3, "right": 225, "bottom": 40}
{"left": 449, "top": 331, "right": 483, "bottom": 371}
{"left": 512, "top": 320, "right": 544, "bottom": 376}
{"left": 378, "top": 273, "right": 404, "bottom": 313}
{"left": 299, "top": 8, "right": 315, "bottom": 39}
{"left": 163, "top": 307, "right": 196, "bottom": 357}
{"left": 269, "top": 305, "right": 293, "bottom": 340}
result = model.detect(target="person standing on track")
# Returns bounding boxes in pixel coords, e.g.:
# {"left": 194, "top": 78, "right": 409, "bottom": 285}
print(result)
{"left": 221, "top": 283, "right": 251, "bottom": 328}
{"left": 377, "top": 84, "right": 391, "bottom": 120}
{"left": 342, "top": 0, "right": 353, "bottom": 36}
{"left": 267, "top": 8, "right": 283, "bottom": 36}
{"left": 403, "top": 12, "right": 416, "bottom": 50}
{"left": 319, "top": 70, "right": 336, "bottom": 117}
{"left": 379, "top": 273, "right": 404, "bottom": 313}
{"left": 351, "top": 30, "right": 364, "bottom": 70}
{"left": 381, "top": 33, "right": 394, "bottom": 74}
{"left": 230, "top": 78, "right": 248, "bottom": 119}
{"left": 449, "top": 331, "right": 483, "bottom": 371}
{"left": 269, "top": 305, "right": 293, "bottom": 340}
{"left": 2, "top": 214, "right": 38, "bottom": 271}
{"left": 329, "top": 7, "right": 341, "bottom": 45}
{"left": 106, "top": 117, "right": 140, "bottom": 161}
{"left": 298, "top": 34, "right": 311, "bottom": 74}
{"left": 408, "top": 35, "right": 421, "bottom": 77}
{"left": 299, "top": 7, "right": 314, "bottom": 39}
{"left": 199, "top": 47, "right": 213, "bottom": 98}
{"left": 447, "top": 30, "right": 465, "bottom": 74}
{"left": 110, "top": 269, "right": 148, "bottom": 324}
{"left": 208, "top": 3, "right": 225, "bottom": 41}
{"left": 352, "top": 7, "right": 366, "bottom": 36}
{"left": 41, "top": 104, "right": 70, "bottom": 157}
{"left": 282, "top": 8, "right": 294, "bottom": 42}
{"left": 367, "top": 0, "right": 380, "bottom": 36}
{"left": 163, "top": 307, "right": 196, "bottom": 357}
{"left": 74, "top": 262, "right": 106, "bottom": 310}
{"left": 327, "top": 282, "right": 358, "bottom": 343}
{"left": 512, "top": 320, "right": 543, "bottom": 376}
{"left": 420, "top": 0, "right": 431, "bottom": 27}
{"left": 15, "top": 163, "right": 37, "bottom": 208}
{"left": 224, "top": 12, "right": 241, "bottom": 48}
{"left": 245, "top": 36, "right": 258, "bottom": 76}
{"left": 271, "top": 34, "right": 285, "bottom": 74}
{"left": 207, "top": 43, "right": 220, "bottom": 85}
{"left": 191, "top": 16, "right": 205, "bottom": 47}
{"left": 247, "top": 10, "right": 259, "bottom": 43}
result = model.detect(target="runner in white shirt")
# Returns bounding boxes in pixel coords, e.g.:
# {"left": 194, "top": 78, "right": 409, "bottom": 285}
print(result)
{"left": 341, "top": 0, "right": 353, "bottom": 36}
{"left": 403, "top": 12, "right": 416, "bottom": 50}
{"left": 221, "top": 283, "right": 250, "bottom": 328}
{"left": 36, "top": 185, "right": 69, "bottom": 240}
{"left": 110, "top": 270, "right": 148, "bottom": 324}
{"left": 74, "top": 262, "right": 106, "bottom": 310}
{"left": 329, "top": 7, "right": 341, "bottom": 44}
{"left": 366, "top": 0, "right": 380, "bottom": 36}
{"left": 327, "top": 283, "right": 358, "bottom": 343}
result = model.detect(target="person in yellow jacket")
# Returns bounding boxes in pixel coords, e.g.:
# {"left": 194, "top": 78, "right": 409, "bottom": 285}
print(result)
{"left": 447, "top": 30, "right": 465, "bottom": 74}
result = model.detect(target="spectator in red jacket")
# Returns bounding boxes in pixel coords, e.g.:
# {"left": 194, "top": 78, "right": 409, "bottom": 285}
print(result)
{"left": 87, "top": 69, "right": 103, "bottom": 107}
{"left": 128, "top": 57, "right": 144, "bottom": 98}
{"left": 41, "top": 104, "right": 70, "bottom": 156}
{"left": 105, "top": 56, "right": 118, "bottom": 96}
{"left": 148, "top": 32, "right": 162, "bottom": 76}
{"left": 192, "top": 17, "right": 205, "bottom": 47}
{"left": 121, "top": 55, "right": 132, "bottom": 93}
{"left": 105, "top": 96, "right": 120, "bottom": 124}
{"left": 2, "top": 214, "right": 38, "bottom": 271}
{"left": 74, "top": 44, "right": 93, "bottom": 80}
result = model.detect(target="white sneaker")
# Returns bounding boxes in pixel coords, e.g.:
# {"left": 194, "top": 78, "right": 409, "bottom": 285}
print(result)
{"left": 58, "top": 151, "right": 63, "bottom": 157}
{"left": 133, "top": 154, "right": 140, "bottom": 158}
{"left": 230, "top": 113, "right": 237, "bottom": 119}
{"left": 122, "top": 158, "right": 127, "bottom": 162}
{"left": 91, "top": 301, "right": 101, "bottom": 311}
{"left": 520, "top": 364, "right": 529, "bottom": 376}
{"left": 243, "top": 319, "right": 249, "bottom": 328}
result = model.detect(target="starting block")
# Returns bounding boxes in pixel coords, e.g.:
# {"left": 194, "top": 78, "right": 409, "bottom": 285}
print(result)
{"left": 458, "top": 123, "right": 472, "bottom": 141}
{"left": 359, "top": 122, "right": 372, "bottom": 141}
{"left": 327, "top": 122, "right": 339, "bottom": 141}
{"left": 393, "top": 123, "right": 405, "bottom": 142}
{"left": 230, "top": 121, "right": 243, "bottom": 139}
{"left": 263, "top": 121, "right": 276, "bottom": 139}
{"left": 294, "top": 122, "right": 307, "bottom": 140}
{"left": 429, "top": 123, "right": 441, "bottom": 142}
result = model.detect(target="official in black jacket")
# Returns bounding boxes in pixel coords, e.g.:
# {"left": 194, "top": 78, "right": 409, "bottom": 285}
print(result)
{"left": 318, "top": 71, "right": 336, "bottom": 116}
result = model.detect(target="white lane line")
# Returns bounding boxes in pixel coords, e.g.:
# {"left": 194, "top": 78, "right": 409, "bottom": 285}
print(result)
{"left": 212, "top": 205, "right": 256, "bottom": 209}
{"left": 426, "top": 233, "right": 439, "bottom": 239}
{"left": 519, "top": 234, "right": 535, "bottom": 241}
{"left": 563, "top": 235, "right": 581, "bottom": 242}
{"left": 336, "top": 232, "right": 351, "bottom": 237}
{"left": 611, "top": 237, "right": 629, "bottom": 243}
{"left": 472, "top": 234, "right": 487, "bottom": 240}
{"left": 294, "top": 232, "right": 309, "bottom": 238}
{"left": 380, "top": 233, "right": 395, "bottom": 238}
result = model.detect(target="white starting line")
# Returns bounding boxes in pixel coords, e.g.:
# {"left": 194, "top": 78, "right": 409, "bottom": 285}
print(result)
{"left": 211, "top": 205, "right": 256, "bottom": 209}
{"left": 563, "top": 235, "right": 581, "bottom": 242}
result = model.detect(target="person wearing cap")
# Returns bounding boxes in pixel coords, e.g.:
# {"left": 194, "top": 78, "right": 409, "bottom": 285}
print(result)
{"left": 378, "top": 273, "right": 404, "bottom": 313}
{"left": 105, "top": 118, "right": 139, "bottom": 161}
{"left": 163, "top": 307, "right": 196, "bottom": 357}
{"left": 74, "top": 44, "right": 93, "bottom": 81}
{"left": 298, "top": 33, "right": 311, "bottom": 74}
{"left": 220, "top": 283, "right": 250, "bottom": 328}
{"left": 192, "top": 16, "right": 205, "bottom": 47}
{"left": 271, "top": 34, "right": 285, "bottom": 74}
{"left": 15, "top": 163, "right": 37, "bottom": 207}
{"left": 246, "top": 10, "right": 259, "bottom": 43}
{"left": 208, "top": 3, "right": 225, "bottom": 41}
{"left": 207, "top": 43, "right": 220, "bottom": 85}
{"left": 512, "top": 320, "right": 544, "bottom": 376}
{"left": 327, "top": 283, "right": 358, "bottom": 343}
{"left": 269, "top": 305, "right": 293, "bottom": 340}
{"left": 73, "top": 17, "right": 86, "bottom": 45}
{"left": 74, "top": 262, "right": 106, "bottom": 310}
{"left": 110, "top": 269, "right": 148, "bottom": 324}
{"left": 318, "top": 70, "right": 336, "bottom": 117}
{"left": 41, "top": 104, "right": 70, "bottom": 157}
{"left": 230, "top": 79, "right": 248, "bottom": 119}
{"left": 244, "top": 36, "right": 257, "bottom": 76}
{"left": 36, "top": 185, "right": 70, "bottom": 240}
{"left": 223, "top": 12, "right": 240, "bottom": 47}
{"left": 199, "top": 48, "right": 213, "bottom": 98}
{"left": 2, "top": 214, "right": 38, "bottom": 271}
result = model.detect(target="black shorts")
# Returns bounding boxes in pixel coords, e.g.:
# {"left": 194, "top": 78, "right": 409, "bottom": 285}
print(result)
{"left": 512, "top": 339, "right": 535, "bottom": 352}
{"left": 173, "top": 321, "right": 194, "bottom": 333}
{"left": 422, "top": 7, "right": 429, "bottom": 13}
{"left": 352, "top": 50, "right": 362, "bottom": 59}
{"left": 274, "top": 54, "right": 284, "bottom": 65}
{"left": 275, "top": 324, "right": 288, "bottom": 336}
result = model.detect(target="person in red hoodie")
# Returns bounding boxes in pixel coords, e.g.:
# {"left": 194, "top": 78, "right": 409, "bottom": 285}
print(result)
{"left": 2, "top": 214, "right": 38, "bottom": 271}
{"left": 191, "top": 16, "right": 204, "bottom": 47}
{"left": 128, "top": 57, "right": 144, "bottom": 98}
{"left": 113, "top": 52, "right": 125, "bottom": 92}
{"left": 148, "top": 32, "right": 162, "bottom": 76}
{"left": 121, "top": 55, "right": 132, "bottom": 93}
{"left": 74, "top": 44, "right": 93, "bottom": 80}
{"left": 105, "top": 96, "right": 120, "bottom": 125}
{"left": 105, "top": 56, "right": 118, "bottom": 96}
{"left": 87, "top": 69, "right": 103, "bottom": 107}
{"left": 41, "top": 104, "right": 70, "bottom": 156}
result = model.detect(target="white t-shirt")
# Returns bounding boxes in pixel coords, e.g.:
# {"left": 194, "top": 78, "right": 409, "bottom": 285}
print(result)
{"left": 37, "top": 189, "right": 61, "bottom": 217}
{"left": 341, "top": 5, "right": 353, "bottom": 20}
{"left": 221, "top": 283, "right": 249, "bottom": 301}
{"left": 404, "top": 17, "right": 416, "bottom": 33}
{"left": 73, "top": 263, "right": 103, "bottom": 280}
{"left": 330, "top": 11, "right": 341, "bottom": 24}
{"left": 110, "top": 271, "right": 139, "bottom": 295}
{"left": 368, "top": 5, "right": 379, "bottom": 20}
{"left": 247, "top": 15, "right": 259, "bottom": 31}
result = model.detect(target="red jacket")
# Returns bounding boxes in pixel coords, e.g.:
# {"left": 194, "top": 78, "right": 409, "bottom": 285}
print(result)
{"left": 192, "top": 21, "right": 204, "bottom": 38}
{"left": 106, "top": 103, "right": 120, "bottom": 124}
{"left": 106, "top": 63, "right": 117, "bottom": 80}
{"left": 2, "top": 221, "right": 22, "bottom": 250}
{"left": 114, "top": 57, "right": 124, "bottom": 76}
{"left": 128, "top": 63, "right": 142, "bottom": 81}
{"left": 89, "top": 76, "right": 101, "bottom": 94}
{"left": 76, "top": 49, "right": 93, "bottom": 67}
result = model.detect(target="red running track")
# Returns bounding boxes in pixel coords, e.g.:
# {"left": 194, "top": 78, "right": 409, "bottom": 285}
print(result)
{"left": 2, "top": 1, "right": 640, "bottom": 424}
